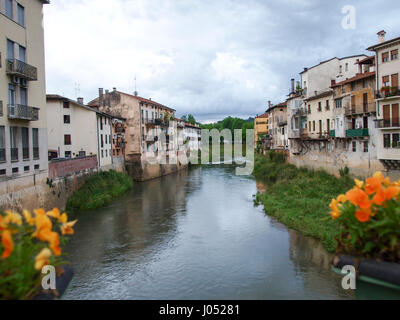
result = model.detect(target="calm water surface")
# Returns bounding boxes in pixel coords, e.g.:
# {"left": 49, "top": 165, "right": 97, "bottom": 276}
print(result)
{"left": 63, "top": 166, "right": 354, "bottom": 300}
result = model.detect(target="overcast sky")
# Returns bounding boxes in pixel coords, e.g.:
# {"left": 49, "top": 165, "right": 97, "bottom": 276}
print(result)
{"left": 44, "top": 0, "right": 400, "bottom": 123}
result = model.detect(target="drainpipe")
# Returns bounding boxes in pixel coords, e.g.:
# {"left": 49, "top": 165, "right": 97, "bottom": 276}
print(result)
{"left": 375, "top": 52, "right": 380, "bottom": 117}
{"left": 96, "top": 114, "right": 101, "bottom": 171}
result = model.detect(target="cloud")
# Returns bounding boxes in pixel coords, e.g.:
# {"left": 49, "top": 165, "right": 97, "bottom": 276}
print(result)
{"left": 43, "top": 0, "right": 400, "bottom": 122}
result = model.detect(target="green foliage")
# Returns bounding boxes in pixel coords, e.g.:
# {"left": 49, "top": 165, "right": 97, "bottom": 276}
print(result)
{"left": 200, "top": 116, "right": 254, "bottom": 143}
{"left": 253, "top": 153, "right": 353, "bottom": 252}
{"left": 66, "top": 170, "right": 133, "bottom": 213}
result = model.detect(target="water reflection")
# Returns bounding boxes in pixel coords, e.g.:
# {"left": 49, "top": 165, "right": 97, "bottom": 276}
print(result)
{"left": 63, "top": 166, "right": 353, "bottom": 300}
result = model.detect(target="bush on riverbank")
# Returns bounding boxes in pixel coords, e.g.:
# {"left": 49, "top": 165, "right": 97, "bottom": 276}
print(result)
{"left": 66, "top": 170, "right": 133, "bottom": 213}
{"left": 254, "top": 152, "right": 353, "bottom": 252}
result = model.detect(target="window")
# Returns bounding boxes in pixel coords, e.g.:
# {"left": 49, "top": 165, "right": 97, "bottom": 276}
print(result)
{"left": 336, "top": 99, "right": 342, "bottom": 109}
{"left": 24, "top": 166, "right": 29, "bottom": 172}
{"left": 391, "top": 50, "right": 398, "bottom": 61}
{"left": 64, "top": 115, "right": 70, "bottom": 124}
{"left": 362, "top": 79, "right": 367, "bottom": 88}
{"left": 12, "top": 167, "right": 18, "bottom": 174}
{"left": 101, "top": 150, "right": 104, "bottom": 158}
{"left": 63, "top": 101, "right": 69, "bottom": 109}
{"left": 345, "top": 63, "right": 348, "bottom": 72}
{"left": 326, "top": 100, "right": 330, "bottom": 110}
{"left": 10, "top": 127, "right": 18, "bottom": 161}
{"left": 105, "top": 134, "right": 107, "bottom": 144}
{"left": 382, "top": 52, "right": 389, "bottom": 63}
{"left": 32, "top": 128, "right": 39, "bottom": 159}
{"left": 17, "top": 4, "right": 25, "bottom": 26}
{"left": 318, "top": 102, "right": 322, "bottom": 111}
{"left": 384, "top": 134, "right": 391, "bottom": 148}
{"left": 393, "top": 133, "right": 400, "bottom": 148}
{"left": 393, "top": 104, "right": 399, "bottom": 127}
{"left": 64, "top": 135, "right": 71, "bottom": 145}
{"left": 19, "top": 46, "right": 26, "bottom": 62}
{"left": 109, "top": 135, "right": 111, "bottom": 144}
{"left": 20, "top": 87, "right": 27, "bottom": 106}
{"left": 312, "top": 121, "right": 315, "bottom": 132}
{"left": 106, "top": 150, "right": 108, "bottom": 157}
{"left": 100, "top": 117, "right": 103, "bottom": 130}
{"left": 7, "top": 39, "right": 14, "bottom": 60}
{"left": 101, "top": 134, "right": 104, "bottom": 148}
{"left": 352, "top": 141, "right": 357, "bottom": 152}
{"left": 22, "top": 127, "right": 29, "bottom": 160}
{"left": 5, "top": 0, "right": 13, "bottom": 19}
{"left": 339, "top": 65, "right": 343, "bottom": 73}
{"left": 0, "top": 126, "right": 5, "bottom": 162}
{"left": 34, "top": 165, "right": 40, "bottom": 170}
{"left": 351, "top": 82, "right": 355, "bottom": 91}
{"left": 65, "top": 151, "right": 71, "bottom": 158}
{"left": 78, "top": 151, "right": 86, "bottom": 157}
{"left": 383, "top": 76, "right": 390, "bottom": 87}
{"left": 0, "top": 169, "right": 6, "bottom": 175}
{"left": 363, "top": 141, "right": 368, "bottom": 153}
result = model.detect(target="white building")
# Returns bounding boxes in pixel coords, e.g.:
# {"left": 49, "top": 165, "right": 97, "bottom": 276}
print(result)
{"left": 46, "top": 95, "right": 113, "bottom": 169}
{"left": 0, "top": 0, "right": 49, "bottom": 181}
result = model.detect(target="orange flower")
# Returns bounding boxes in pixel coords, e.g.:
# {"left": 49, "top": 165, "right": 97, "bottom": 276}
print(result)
{"left": 365, "top": 175, "right": 384, "bottom": 195}
{"left": 346, "top": 188, "right": 371, "bottom": 209}
{"left": 372, "top": 189, "right": 385, "bottom": 206}
{"left": 1, "top": 230, "right": 14, "bottom": 259}
{"left": 46, "top": 231, "right": 61, "bottom": 256}
{"left": 384, "top": 186, "right": 400, "bottom": 201}
{"left": 355, "top": 209, "right": 371, "bottom": 223}
{"left": 0, "top": 216, "right": 5, "bottom": 231}
{"left": 59, "top": 213, "right": 68, "bottom": 224}
{"left": 46, "top": 208, "right": 61, "bottom": 220}
{"left": 337, "top": 194, "right": 347, "bottom": 203}
{"left": 61, "top": 220, "right": 78, "bottom": 235}
{"left": 23, "top": 210, "right": 35, "bottom": 226}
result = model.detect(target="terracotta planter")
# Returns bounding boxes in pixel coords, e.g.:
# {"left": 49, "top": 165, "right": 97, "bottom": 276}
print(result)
{"left": 332, "top": 255, "right": 400, "bottom": 300}
{"left": 34, "top": 266, "right": 74, "bottom": 300}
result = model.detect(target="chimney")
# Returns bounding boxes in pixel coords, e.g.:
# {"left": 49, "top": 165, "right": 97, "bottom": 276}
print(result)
{"left": 303, "top": 68, "right": 308, "bottom": 72}
{"left": 356, "top": 59, "right": 362, "bottom": 74}
{"left": 113, "top": 87, "right": 117, "bottom": 92}
{"left": 331, "top": 79, "right": 336, "bottom": 86}
{"left": 314, "top": 91, "right": 318, "bottom": 96}
{"left": 99, "top": 88, "right": 104, "bottom": 106}
{"left": 290, "top": 79, "right": 295, "bottom": 93}
{"left": 77, "top": 97, "right": 84, "bottom": 105}
{"left": 268, "top": 101, "right": 271, "bottom": 109}
{"left": 378, "top": 30, "right": 386, "bottom": 43}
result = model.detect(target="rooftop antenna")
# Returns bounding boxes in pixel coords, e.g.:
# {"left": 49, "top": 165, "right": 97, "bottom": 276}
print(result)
{"left": 134, "top": 74, "right": 138, "bottom": 96}
{"left": 74, "top": 82, "right": 80, "bottom": 99}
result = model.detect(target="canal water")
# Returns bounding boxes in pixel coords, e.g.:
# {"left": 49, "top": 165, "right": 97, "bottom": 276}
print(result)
{"left": 63, "top": 166, "right": 354, "bottom": 300}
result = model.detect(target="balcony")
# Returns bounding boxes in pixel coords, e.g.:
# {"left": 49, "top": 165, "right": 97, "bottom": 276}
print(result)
{"left": 6, "top": 59, "right": 38, "bottom": 81}
{"left": 376, "top": 119, "right": 400, "bottom": 129}
{"left": 8, "top": 104, "right": 39, "bottom": 121}
{"left": 346, "top": 128, "right": 369, "bottom": 137}
{"left": 376, "top": 87, "right": 400, "bottom": 100}
{"left": 278, "top": 120, "right": 287, "bottom": 127}
{"left": 345, "top": 103, "right": 376, "bottom": 116}
{"left": 293, "top": 108, "right": 306, "bottom": 117}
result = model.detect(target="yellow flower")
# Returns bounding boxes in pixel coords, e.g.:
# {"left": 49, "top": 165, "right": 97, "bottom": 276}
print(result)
{"left": 4, "top": 211, "right": 22, "bottom": 226}
{"left": 61, "top": 220, "right": 78, "bottom": 235}
{"left": 329, "top": 199, "right": 341, "bottom": 219}
{"left": 46, "top": 208, "right": 61, "bottom": 220}
{"left": 337, "top": 194, "right": 347, "bottom": 203}
{"left": 34, "top": 209, "right": 46, "bottom": 216}
{"left": 330, "top": 210, "right": 341, "bottom": 220}
{"left": 59, "top": 213, "right": 68, "bottom": 224}
{"left": 23, "top": 210, "right": 35, "bottom": 226}
{"left": 34, "top": 248, "right": 52, "bottom": 270}
{"left": 383, "top": 177, "right": 391, "bottom": 187}
{"left": 33, "top": 214, "right": 53, "bottom": 241}
{"left": 1, "top": 230, "right": 14, "bottom": 259}
{"left": 354, "top": 179, "right": 364, "bottom": 189}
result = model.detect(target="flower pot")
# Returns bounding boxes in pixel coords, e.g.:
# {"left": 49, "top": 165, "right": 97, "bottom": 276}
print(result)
{"left": 332, "top": 255, "right": 400, "bottom": 300}
{"left": 34, "top": 266, "right": 74, "bottom": 300}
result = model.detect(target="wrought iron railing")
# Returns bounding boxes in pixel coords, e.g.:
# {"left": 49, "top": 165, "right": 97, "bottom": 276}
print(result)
{"left": 33, "top": 147, "right": 39, "bottom": 160}
{"left": 23, "top": 148, "right": 29, "bottom": 160}
{"left": 345, "top": 103, "right": 376, "bottom": 115}
{"left": 6, "top": 59, "right": 38, "bottom": 81}
{"left": 376, "top": 87, "right": 400, "bottom": 99}
{"left": 376, "top": 119, "right": 400, "bottom": 129}
{"left": 8, "top": 104, "right": 39, "bottom": 121}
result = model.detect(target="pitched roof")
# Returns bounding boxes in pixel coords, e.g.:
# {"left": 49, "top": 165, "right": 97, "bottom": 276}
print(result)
{"left": 88, "top": 91, "right": 176, "bottom": 112}
{"left": 300, "top": 55, "right": 367, "bottom": 74}
{"left": 304, "top": 90, "right": 333, "bottom": 102}
{"left": 367, "top": 36, "right": 400, "bottom": 51}
{"left": 255, "top": 113, "right": 268, "bottom": 119}
{"left": 331, "top": 71, "right": 375, "bottom": 87}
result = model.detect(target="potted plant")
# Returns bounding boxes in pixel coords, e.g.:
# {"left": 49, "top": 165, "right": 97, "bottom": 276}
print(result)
{"left": 329, "top": 172, "right": 400, "bottom": 299}
{"left": 0, "top": 208, "right": 77, "bottom": 300}
{"left": 380, "top": 86, "right": 391, "bottom": 97}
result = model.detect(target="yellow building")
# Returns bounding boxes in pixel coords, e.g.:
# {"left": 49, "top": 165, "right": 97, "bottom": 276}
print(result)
{"left": 254, "top": 113, "right": 269, "bottom": 147}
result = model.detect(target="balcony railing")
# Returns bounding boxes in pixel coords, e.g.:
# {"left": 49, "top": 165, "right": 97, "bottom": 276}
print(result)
{"left": 376, "top": 87, "right": 400, "bottom": 99}
{"left": 346, "top": 128, "right": 369, "bottom": 137}
{"left": 8, "top": 104, "right": 39, "bottom": 121}
{"left": 6, "top": 59, "right": 38, "bottom": 81}
{"left": 376, "top": 119, "right": 400, "bottom": 129}
{"left": 23, "top": 148, "right": 29, "bottom": 160}
{"left": 33, "top": 147, "right": 39, "bottom": 160}
{"left": 278, "top": 120, "right": 287, "bottom": 127}
{"left": 293, "top": 108, "right": 306, "bottom": 117}
{"left": 345, "top": 103, "right": 376, "bottom": 115}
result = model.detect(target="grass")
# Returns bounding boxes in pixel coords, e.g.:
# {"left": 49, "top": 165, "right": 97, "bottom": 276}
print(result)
{"left": 66, "top": 170, "right": 133, "bottom": 213}
{"left": 254, "top": 152, "right": 354, "bottom": 252}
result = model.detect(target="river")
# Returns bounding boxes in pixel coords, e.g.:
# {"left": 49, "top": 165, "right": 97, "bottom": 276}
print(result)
{"left": 63, "top": 166, "right": 354, "bottom": 300}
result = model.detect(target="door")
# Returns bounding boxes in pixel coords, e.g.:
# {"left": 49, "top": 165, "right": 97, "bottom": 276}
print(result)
{"left": 363, "top": 93, "right": 368, "bottom": 112}
{"left": 392, "top": 104, "right": 399, "bottom": 127}
{"left": 383, "top": 105, "right": 391, "bottom": 127}
{"left": 392, "top": 74, "right": 399, "bottom": 89}
{"left": 363, "top": 117, "right": 368, "bottom": 129}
